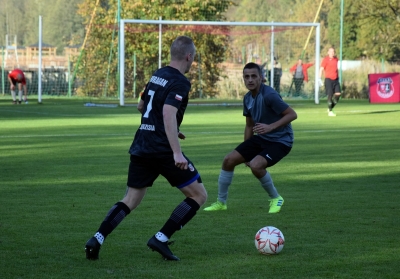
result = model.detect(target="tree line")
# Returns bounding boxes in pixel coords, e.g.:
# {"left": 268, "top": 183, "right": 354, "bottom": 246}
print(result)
{"left": 1, "top": 0, "right": 398, "bottom": 60}
{"left": 0, "top": 0, "right": 84, "bottom": 52}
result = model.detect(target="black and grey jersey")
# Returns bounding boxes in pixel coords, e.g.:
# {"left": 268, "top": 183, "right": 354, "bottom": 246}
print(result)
{"left": 243, "top": 83, "right": 294, "bottom": 147}
{"left": 129, "top": 66, "right": 190, "bottom": 157}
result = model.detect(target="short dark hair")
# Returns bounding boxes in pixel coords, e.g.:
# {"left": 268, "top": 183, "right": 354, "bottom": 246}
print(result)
{"left": 170, "top": 36, "right": 195, "bottom": 61}
{"left": 243, "top": 62, "right": 262, "bottom": 76}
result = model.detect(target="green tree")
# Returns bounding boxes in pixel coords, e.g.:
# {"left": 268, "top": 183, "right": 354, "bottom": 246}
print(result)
{"left": 355, "top": 0, "right": 400, "bottom": 61}
{"left": 326, "top": 0, "right": 363, "bottom": 60}
{"left": 2, "top": 0, "right": 85, "bottom": 53}
{"left": 0, "top": 0, "right": 26, "bottom": 46}
{"left": 76, "top": 0, "right": 235, "bottom": 98}
{"left": 233, "top": 0, "right": 295, "bottom": 22}
{"left": 45, "top": 0, "right": 85, "bottom": 52}
{"left": 289, "top": 0, "right": 331, "bottom": 61}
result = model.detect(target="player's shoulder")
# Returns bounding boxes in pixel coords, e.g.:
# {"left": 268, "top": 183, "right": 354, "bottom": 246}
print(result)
{"left": 150, "top": 67, "right": 189, "bottom": 90}
{"left": 260, "top": 83, "right": 277, "bottom": 95}
{"left": 159, "top": 66, "right": 184, "bottom": 78}
{"left": 244, "top": 90, "right": 253, "bottom": 98}
{"left": 161, "top": 66, "right": 189, "bottom": 84}
{"left": 262, "top": 84, "right": 285, "bottom": 102}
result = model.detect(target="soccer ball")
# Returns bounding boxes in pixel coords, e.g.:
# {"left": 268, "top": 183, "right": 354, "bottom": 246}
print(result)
{"left": 254, "top": 226, "right": 285, "bottom": 255}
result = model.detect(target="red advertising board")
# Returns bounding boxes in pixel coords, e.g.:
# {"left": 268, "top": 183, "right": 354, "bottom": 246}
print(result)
{"left": 368, "top": 73, "right": 400, "bottom": 103}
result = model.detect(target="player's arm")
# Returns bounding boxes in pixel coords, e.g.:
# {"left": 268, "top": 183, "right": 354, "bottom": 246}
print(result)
{"left": 319, "top": 62, "right": 325, "bottom": 86}
{"left": 163, "top": 104, "right": 188, "bottom": 170}
{"left": 319, "top": 66, "right": 324, "bottom": 78}
{"left": 277, "top": 107, "right": 297, "bottom": 127}
{"left": 244, "top": 116, "right": 255, "bottom": 141}
{"left": 7, "top": 75, "right": 15, "bottom": 90}
{"left": 137, "top": 99, "right": 144, "bottom": 113}
{"left": 243, "top": 117, "right": 255, "bottom": 167}
{"left": 319, "top": 58, "right": 326, "bottom": 79}
{"left": 253, "top": 107, "right": 297, "bottom": 135}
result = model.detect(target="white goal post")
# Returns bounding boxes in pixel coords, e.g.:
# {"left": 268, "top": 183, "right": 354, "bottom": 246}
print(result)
{"left": 119, "top": 19, "right": 321, "bottom": 106}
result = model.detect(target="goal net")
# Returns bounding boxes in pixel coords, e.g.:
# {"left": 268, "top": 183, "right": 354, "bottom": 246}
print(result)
{"left": 118, "top": 19, "right": 321, "bottom": 106}
{"left": 0, "top": 17, "right": 76, "bottom": 101}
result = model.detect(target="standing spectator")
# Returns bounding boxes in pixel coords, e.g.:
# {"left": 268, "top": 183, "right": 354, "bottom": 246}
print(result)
{"left": 289, "top": 59, "right": 314, "bottom": 96}
{"left": 260, "top": 61, "right": 268, "bottom": 83}
{"left": 268, "top": 58, "right": 282, "bottom": 93}
{"left": 85, "top": 36, "right": 207, "bottom": 261}
{"left": 256, "top": 57, "right": 268, "bottom": 83}
{"left": 319, "top": 47, "right": 341, "bottom": 117}
{"left": 203, "top": 62, "right": 297, "bottom": 214}
{"left": 8, "top": 68, "right": 27, "bottom": 104}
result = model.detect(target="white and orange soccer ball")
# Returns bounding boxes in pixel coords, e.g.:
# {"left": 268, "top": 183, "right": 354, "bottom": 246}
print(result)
{"left": 254, "top": 226, "right": 285, "bottom": 255}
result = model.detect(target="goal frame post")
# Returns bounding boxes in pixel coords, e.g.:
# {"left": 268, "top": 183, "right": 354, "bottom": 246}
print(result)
{"left": 119, "top": 19, "right": 321, "bottom": 106}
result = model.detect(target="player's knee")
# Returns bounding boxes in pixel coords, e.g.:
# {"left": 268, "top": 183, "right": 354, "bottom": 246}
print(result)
{"left": 222, "top": 154, "right": 241, "bottom": 169}
{"left": 191, "top": 186, "right": 207, "bottom": 206}
{"left": 250, "top": 167, "right": 265, "bottom": 178}
{"left": 248, "top": 161, "right": 267, "bottom": 176}
{"left": 198, "top": 191, "right": 207, "bottom": 205}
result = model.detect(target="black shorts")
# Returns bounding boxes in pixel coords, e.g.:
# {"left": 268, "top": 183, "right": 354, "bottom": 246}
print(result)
{"left": 10, "top": 78, "right": 18, "bottom": 86}
{"left": 325, "top": 78, "right": 341, "bottom": 96}
{"left": 235, "top": 136, "right": 291, "bottom": 167}
{"left": 127, "top": 154, "right": 201, "bottom": 189}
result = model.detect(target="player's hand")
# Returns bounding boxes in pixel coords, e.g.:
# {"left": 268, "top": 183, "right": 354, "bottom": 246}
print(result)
{"left": 318, "top": 78, "right": 323, "bottom": 87}
{"left": 10, "top": 84, "right": 15, "bottom": 90}
{"left": 174, "top": 153, "right": 188, "bottom": 170}
{"left": 178, "top": 131, "right": 186, "bottom": 140}
{"left": 253, "top": 123, "right": 273, "bottom": 134}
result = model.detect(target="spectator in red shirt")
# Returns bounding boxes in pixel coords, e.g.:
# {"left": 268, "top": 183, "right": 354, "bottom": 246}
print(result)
{"left": 289, "top": 59, "right": 314, "bottom": 96}
{"left": 8, "top": 68, "right": 27, "bottom": 104}
{"left": 319, "top": 47, "right": 341, "bottom": 117}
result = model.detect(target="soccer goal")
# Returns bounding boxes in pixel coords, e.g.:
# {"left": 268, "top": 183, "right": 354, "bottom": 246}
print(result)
{"left": 119, "top": 19, "right": 321, "bottom": 106}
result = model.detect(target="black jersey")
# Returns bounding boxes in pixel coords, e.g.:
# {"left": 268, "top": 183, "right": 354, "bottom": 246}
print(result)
{"left": 129, "top": 66, "right": 190, "bottom": 157}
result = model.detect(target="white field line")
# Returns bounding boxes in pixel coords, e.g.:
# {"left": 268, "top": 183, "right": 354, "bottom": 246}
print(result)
{"left": 0, "top": 108, "right": 86, "bottom": 117}
{"left": 1, "top": 107, "right": 399, "bottom": 117}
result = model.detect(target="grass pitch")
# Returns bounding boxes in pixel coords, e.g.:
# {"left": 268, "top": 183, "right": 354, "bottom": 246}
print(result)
{"left": 0, "top": 97, "right": 399, "bottom": 279}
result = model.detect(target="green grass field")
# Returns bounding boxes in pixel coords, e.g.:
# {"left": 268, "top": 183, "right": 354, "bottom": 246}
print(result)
{"left": 1, "top": 97, "right": 400, "bottom": 279}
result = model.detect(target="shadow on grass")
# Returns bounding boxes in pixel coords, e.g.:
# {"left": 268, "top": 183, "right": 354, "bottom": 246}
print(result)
{"left": 362, "top": 109, "right": 400, "bottom": 114}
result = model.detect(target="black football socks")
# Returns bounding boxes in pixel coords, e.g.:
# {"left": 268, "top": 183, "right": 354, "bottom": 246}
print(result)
{"left": 159, "top": 198, "right": 200, "bottom": 238}
{"left": 94, "top": 201, "right": 131, "bottom": 244}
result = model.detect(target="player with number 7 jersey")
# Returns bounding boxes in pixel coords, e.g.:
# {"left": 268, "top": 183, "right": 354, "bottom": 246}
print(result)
{"left": 129, "top": 66, "right": 190, "bottom": 157}
{"left": 85, "top": 36, "right": 207, "bottom": 262}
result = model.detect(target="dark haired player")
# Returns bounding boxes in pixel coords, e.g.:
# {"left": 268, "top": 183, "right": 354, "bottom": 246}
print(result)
{"left": 85, "top": 36, "right": 207, "bottom": 261}
{"left": 204, "top": 62, "right": 297, "bottom": 214}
